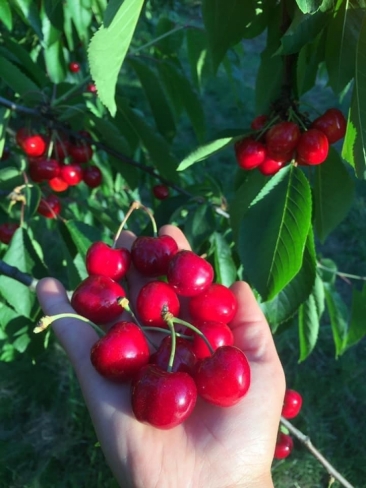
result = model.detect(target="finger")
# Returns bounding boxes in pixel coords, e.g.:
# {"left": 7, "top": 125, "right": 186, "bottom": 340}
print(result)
{"left": 159, "top": 224, "right": 191, "bottom": 251}
{"left": 114, "top": 229, "right": 136, "bottom": 251}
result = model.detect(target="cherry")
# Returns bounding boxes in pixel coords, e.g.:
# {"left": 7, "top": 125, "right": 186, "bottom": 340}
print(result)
{"left": 194, "top": 345, "right": 251, "bottom": 407}
{"left": 265, "top": 121, "right": 300, "bottom": 157}
{"left": 83, "top": 165, "right": 102, "bottom": 188}
{"left": 167, "top": 250, "right": 214, "bottom": 297}
{"left": 37, "top": 194, "right": 61, "bottom": 219}
{"left": 90, "top": 321, "right": 150, "bottom": 382}
{"left": 20, "top": 133, "right": 47, "bottom": 157}
{"left": 52, "top": 137, "right": 70, "bottom": 160}
{"left": 131, "top": 235, "right": 178, "bottom": 277}
{"left": 251, "top": 114, "right": 268, "bottom": 131}
{"left": 69, "top": 142, "right": 93, "bottom": 163}
{"left": 0, "top": 223, "right": 19, "bottom": 244}
{"left": 131, "top": 364, "right": 197, "bottom": 429}
{"left": 60, "top": 163, "right": 83, "bottom": 186}
{"left": 153, "top": 184, "right": 169, "bottom": 200}
{"left": 311, "top": 108, "right": 346, "bottom": 144}
{"left": 274, "top": 433, "right": 293, "bottom": 460}
{"left": 296, "top": 129, "right": 329, "bottom": 165}
{"left": 234, "top": 137, "right": 266, "bottom": 170}
{"left": 86, "top": 83, "right": 97, "bottom": 93}
{"left": 258, "top": 157, "right": 285, "bottom": 176}
{"left": 16, "top": 127, "right": 30, "bottom": 146}
{"left": 150, "top": 336, "right": 197, "bottom": 375}
{"left": 28, "top": 158, "right": 61, "bottom": 182}
{"left": 48, "top": 176, "right": 69, "bottom": 192}
{"left": 86, "top": 241, "right": 131, "bottom": 281}
{"left": 191, "top": 320, "right": 234, "bottom": 359}
{"left": 281, "top": 389, "right": 303, "bottom": 419}
{"left": 189, "top": 283, "right": 238, "bottom": 324}
{"left": 136, "top": 281, "right": 180, "bottom": 327}
{"left": 69, "top": 61, "right": 80, "bottom": 73}
{"left": 71, "top": 274, "right": 126, "bottom": 324}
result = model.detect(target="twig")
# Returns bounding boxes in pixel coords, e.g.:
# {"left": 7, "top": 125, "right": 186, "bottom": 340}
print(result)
{"left": 0, "top": 259, "right": 38, "bottom": 292}
{"left": 280, "top": 417, "right": 355, "bottom": 488}
{"left": 317, "top": 262, "right": 366, "bottom": 281}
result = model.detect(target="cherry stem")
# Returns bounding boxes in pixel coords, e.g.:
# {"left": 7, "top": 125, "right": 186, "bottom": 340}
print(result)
{"left": 141, "top": 327, "right": 192, "bottom": 340}
{"left": 288, "top": 108, "right": 307, "bottom": 131}
{"left": 112, "top": 201, "right": 141, "bottom": 248}
{"left": 117, "top": 297, "right": 157, "bottom": 349}
{"left": 165, "top": 318, "right": 177, "bottom": 372}
{"left": 255, "top": 114, "right": 280, "bottom": 141}
{"left": 164, "top": 314, "right": 215, "bottom": 355}
{"left": 33, "top": 312, "right": 105, "bottom": 336}
{"left": 138, "top": 202, "right": 158, "bottom": 237}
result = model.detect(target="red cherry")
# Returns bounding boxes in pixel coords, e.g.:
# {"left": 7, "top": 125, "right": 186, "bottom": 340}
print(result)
{"left": 28, "top": 158, "right": 61, "bottom": 182}
{"left": 234, "top": 138, "right": 266, "bottom": 170}
{"left": 258, "top": 157, "right": 285, "bottom": 176}
{"left": 131, "top": 364, "right": 197, "bottom": 429}
{"left": 71, "top": 275, "right": 126, "bottom": 325}
{"left": 189, "top": 283, "right": 238, "bottom": 324}
{"left": 251, "top": 114, "right": 268, "bottom": 131}
{"left": 136, "top": 281, "right": 180, "bottom": 328}
{"left": 68, "top": 142, "right": 93, "bottom": 164}
{"left": 153, "top": 184, "right": 169, "bottom": 200}
{"left": 150, "top": 336, "right": 197, "bottom": 375}
{"left": 90, "top": 321, "right": 150, "bottom": 382}
{"left": 37, "top": 194, "right": 61, "bottom": 219}
{"left": 60, "top": 163, "right": 83, "bottom": 185}
{"left": 282, "top": 389, "right": 303, "bottom": 419}
{"left": 265, "top": 121, "right": 301, "bottom": 157}
{"left": 83, "top": 165, "right": 102, "bottom": 188}
{"left": 296, "top": 129, "right": 329, "bottom": 165}
{"left": 86, "top": 241, "right": 131, "bottom": 281}
{"left": 167, "top": 250, "right": 214, "bottom": 297}
{"left": 21, "top": 134, "right": 46, "bottom": 157}
{"left": 48, "top": 176, "right": 69, "bottom": 192}
{"left": 311, "top": 108, "right": 346, "bottom": 144}
{"left": 274, "top": 433, "right": 294, "bottom": 460}
{"left": 0, "top": 223, "right": 19, "bottom": 244}
{"left": 194, "top": 346, "right": 251, "bottom": 407}
{"left": 131, "top": 235, "right": 178, "bottom": 277}
{"left": 69, "top": 62, "right": 80, "bottom": 73}
{"left": 191, "top": 320, "right": 234, "bottom": 359}
{"left": 86, "top": 83, "right": 97, "bottom": 93}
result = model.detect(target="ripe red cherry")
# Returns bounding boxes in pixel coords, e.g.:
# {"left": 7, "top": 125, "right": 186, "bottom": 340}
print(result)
{"left": 258, "top": 157, "right": 285, "bottom": 176}
{"left": 167, "top": 250, "right": 214, "bottom": 297}
{"left": 21, "top": 134, "right": 47, "bottom": 157}
{"left": 136, "top": 281, "right": 180, "bottom": 327}
{"left": 234, "top": 137, "right": 266, "bottom": 170}
{"left": 86, "top": 241, "right": 131, "bottom": 281}
{"left": 86, "top": 83, "right": 97, "bottom": 93}
{"left": 69, "top": 61, "right": 80, "bottom": 73}
{"left": 153, "top": 184, "right": 169, "bottom": 200}
{"left": 90, "top": 321, "right": 150, "bottom": 382}
{"left": 28, "top": 158, "right": 61, "bottom": 182}
{"left": 60, "top": 163, "right": 83, "bottom": 185}
{"left": 131, "top": 235, "right": 178, "bottom": 277}
{"left": 296, "top": 129, "right": 329, "bottom": 165}
{"left": 131, "top": 364, "right": 197, "bottom": 429}
{"left": 274, "top": 433, "right": 294, "bottom": 460}
{"left": 194, "top": 346, "right": 251, "bottom": 407}
{"left": 191, "top": 320, "right": 234, "bottom": 359}
{"left": 0, "top": 223, "right": 19, "bottom": 244}
{"left": 282, "top": 389, "right": 303, "bottom": 419}
{"left": 150, "top": 336, "right": 197, "bottom": 375}
{"left": 69, "top": 142, "right": 93, "bottom": 163}
{"left": 189, "top": 283, "right": 238, "bottom": 324}
{"left": 265, "top": 121, "right": 301, "bottom": 157}
{"left": 83, "top": 165, "right": 102, "bottom": 188}
{"left": 311, "top": 108, "right": 346, "bottom": 144}
{"left": 251, "top": 114, "right": 268, "bottom": 131}
{"left": 71, "top": 275, "right": 126, "bottom": 324}
{"left": 48, "top": 176, "right": 69, "bottom": 192}
{"left": 37, "top": 194, "right": 61, "bottom": 219}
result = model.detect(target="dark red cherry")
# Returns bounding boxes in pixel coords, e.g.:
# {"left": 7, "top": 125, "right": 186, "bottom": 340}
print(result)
{"left": 189, "top": 283, "right": 238, "bottom": 324}
{"left": 69, "top": 142, "right": 93, "bottom": 163}
{"left": 251, "top": 114, "right": 268, "bottom": 131}
{"left": 83, "top": 165, "right": 102, "bottom": 188}
{"left": 131, "top": 235, "right": 178, "bottom": 277}
{"left": 0, "top": 223, "right": 19, "bottom": 244}
{"left": 265, "top": 121, "right": 301, "bottom": 157}
{"left": 296, "top": 129, "right": 329, "bottom": 165}
{"left": 191, "top": 320, "right": 234, "bottom": 359}
{"left": 86, "top": 241, "right": 131, "bottom": 281}
{"left": 28, "top": 158, "right": 61, "bottom": 182}
{"left": 150, "top": 336, "right": 197, "bottom": 374}
{"left": 234, "top": 137, "right": 266, "bottom": 170}
{"left": 136, "top": 281, "right": 180, "bottom": 328}
{"left": 37, "top": 194, "right": 61, "bottom": 218}
{"left": 153, "top": 184, "right": 169, "bottom": 200}
{"left": 274, "top": 433, "right": 293, "bottom": 459}
{"left": 310, "top": 108, "right": 346, "bottom": 144}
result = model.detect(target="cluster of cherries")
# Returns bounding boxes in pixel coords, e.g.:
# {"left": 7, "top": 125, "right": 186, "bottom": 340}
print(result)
{"left": 235, "top": 108, "right": 346, "bottom": 175}
{"left": 274, "top": 389, "right": 303, "bottom": 460}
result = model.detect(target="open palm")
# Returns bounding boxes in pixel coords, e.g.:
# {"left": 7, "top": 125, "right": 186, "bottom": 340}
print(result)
{"left": 36, "top": 225, "right": 285, "bottom": 488}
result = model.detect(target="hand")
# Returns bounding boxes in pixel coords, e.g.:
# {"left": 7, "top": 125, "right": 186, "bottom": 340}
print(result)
{"left": 36, "top": 224, "right": 286, "bottom": 488}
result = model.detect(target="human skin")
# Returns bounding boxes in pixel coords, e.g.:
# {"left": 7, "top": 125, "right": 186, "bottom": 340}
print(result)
{"left": 36, "top": 224, "right": 286, "bottom": 488}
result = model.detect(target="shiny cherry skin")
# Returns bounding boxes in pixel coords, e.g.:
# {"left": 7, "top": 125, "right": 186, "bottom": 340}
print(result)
{"left": 86, "top": 241, "right": 131, "bottom": 281}
{"left": 69, "top": 142, "right": 93, "bottom": 163}
{"left": 90, "top": 321, "right": 150, "bottom": 382}
{"left": 258, "top": 157, "right": 285, "bottom": 176}
{"left": 150, "top": 336, "right": 197, "bottom": 375}
{"left": 83, "top": 165, "right": 102, "bottom": 188}
{"left": 29, "top": 158, "right": 61, "bottom": 182}
{"left": 167, "top": 250, "right": 214, "bottom": 297}
{"left": 274, "top": 433, "right": 294, "bottom": 459}
{"left": 296, "top": 129, "right": 329, "bottom": 165}
{"left": 48, "top": 176, "right": 69, "bottom": 192}
{"left": 234, "top": 137, "right": 266, "bottom": 170}
{"left": 60, "top": 163, "right": 83, "bottom": 185}
{"left": 131, "top": 364, "right": 197, "bottom": 429}
{"left": 191, "top": 320, "right": 234, "bottom": 359}
{"left": 265, "top": 121, "right": 301, "bottom": 157}
{"left": 69, "top": 61, "right": 80, "bottom": 73}
{"left": 71, "top": 275, "right": 126, "bottom": 325}
{"left": 282, "top": 389, "right": 303, "bottom": 419}
{"left": 153, "top": 184, "right": 169, "bottom": 200}
{"left": 37, "top": 194, "right": 61, "bottom": 219}
{"left": 189, "top": 283, "right": 238, "bottom": 324}
{"left": 311, "top": 108, "right": 346, "bottom": 144}
{"left": 251, "top": 114, "right": 268, "bottom": 131}
{"left": 136, "top": 281, "right": 180, "bottom": 327}
{"left": 21, "top": 133, "right": 47, "bottom": 157}
{"left": 0, "top": 223, "right": 19, "bottom": 244}
{"left": 131, "top": 235, "right": 178, "bottom": 277}
{"left": 86, "top": 83, "right": 97, "bottom": 93}
{"left": 194, "top": 345, "right": 251, "bottom": 407}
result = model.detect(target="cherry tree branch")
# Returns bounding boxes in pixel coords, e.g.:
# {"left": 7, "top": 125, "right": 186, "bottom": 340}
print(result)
{"left": 0, "top": 259, "right": 38, "bottom": 292}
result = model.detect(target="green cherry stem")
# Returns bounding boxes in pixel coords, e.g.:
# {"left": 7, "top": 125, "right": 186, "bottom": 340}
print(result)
{"left": 112, "top": 201, "right": 141, "bottom": 249}
{"left": 165, "top": 318, "right": 177, "bottom": 373}
{"left": 141, "top": 327, "right": 192, "bottom": 340}
{"left": 118, "top": 297, "right": 157, "bottom": 349}
{"left": 255, "top": 114, "right": 280, "bottom": 141}
{"left": 33, "top": 313, "right": 105, "bottom": 336}
{"left": 164, "top": 314, "right": 215, "bottom": 355}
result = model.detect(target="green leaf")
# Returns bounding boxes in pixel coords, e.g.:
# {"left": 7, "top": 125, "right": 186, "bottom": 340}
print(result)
{"left": 103, "top": 0, "right": 123, "bottom": 26}
{"left": 317, "top": 258, "right": 337, "bottom": 285}
{"left": 296, "top": 0, "right": 330, "bottom": 13}
{"left": 24, "top": 185, "right": 41, "bottom": 222}
{"left": 0, "top": 2, "right": 13, "bottom": 30}
{"left": 313, "top": 147, "right": 355, "bottom": 242}
{"left": 345, "top": 283, "right": 366, "bottom": 349}
{"left": 324, "top": 283, "right": 349, "bottom": 357}
{"left": 296, "top": 30, "right": 326, "bottom": 95}
{"left": 88, "top": 0, "right": 145, "bottom": 116}
{"left": 154, "top": 17, "right": 184, "bottom": 56}
{"left": 237, "top": 166, "right": 312, "bottom": 300}
{"left": 65, "top": 220, "right": 103, "bottom": 258}
{"left": 186, "top": 27, "right": 212, "bottom": 90}
{"left": 65, "top": 0, "right": 93, "bottom": 43}
{"left": 211, "top": 232, "right": 237, "bottom": 287}
{"left": 184, "top": 204, "right": 216, "bottom": 251}
{"left": 0, "top": 108, "right": 11, "bottom": 158}
{"left": 13, "top": 333, "right": 31, "bottom": 353}
{"left": 44, "top": 0, "right": 64, "bottom": 31}
{"left": 0, "top": 55, "right": 40, "bottom": 97}
{"left": 43, "top": 39, "right": 67, "bottom": 84}
{"left": 298, "top": 273, "right": 325, "bottom": 361}
{"left": 12, "top": 0, "right": 43, "bottom": 39}
{"left": 4, "top": 38, "right": 47, "bottom": 87}
{"left": 128, "top": 58, "right": 176, "bottom": 141}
